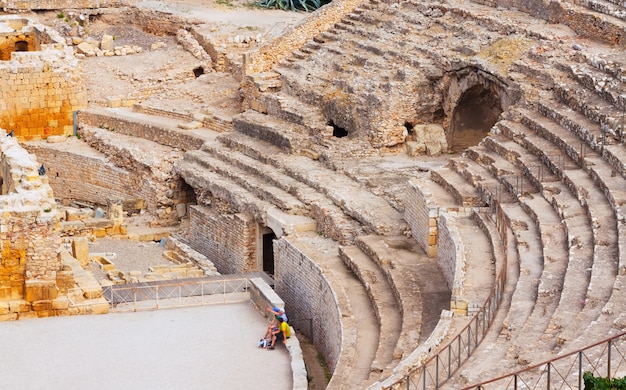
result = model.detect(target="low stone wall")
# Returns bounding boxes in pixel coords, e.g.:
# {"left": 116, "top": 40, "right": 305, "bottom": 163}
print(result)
{"left": 25, "top": 143, "right": 130, "bottom": 205}
{"left": 77, "top": 109, "right": 206, "bottom": 152}
{"left": 188, "top": 205, "right": 257, "bottom": 275}
{"left": 273, "top": 236, "right": 343, "bottom": 374}
{"left": 437, "top": 214, "right": 468, "bottom": 316}
{"left": 249, "top": 277, "right": 284, "bottom": 319}
{"left": 405, "top": 179, "right": 439, "bottom": 257}
{"left": 372, "top": 310, "right": 454, "bottom": 390}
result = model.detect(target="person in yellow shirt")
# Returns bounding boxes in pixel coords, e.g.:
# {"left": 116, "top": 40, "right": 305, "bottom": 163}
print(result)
{"left": 270, "top": 317, "right": 290, "bottom": 349}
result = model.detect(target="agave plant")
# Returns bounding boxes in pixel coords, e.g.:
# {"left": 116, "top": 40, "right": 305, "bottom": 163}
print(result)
{"left": 258, "top": 0, "right": 327, "bottom": 12}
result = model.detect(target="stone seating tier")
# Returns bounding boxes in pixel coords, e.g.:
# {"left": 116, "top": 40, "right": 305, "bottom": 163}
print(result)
{"left": 224, "top": 120, "right": 409, "bottom": 238}
{"left": 465, "top": 143, "right": 571, "bottom": 345}
{"left": 494, "top": 120, "right": 597, "bottom": 341}
{"left": 338, "top": 244, "right": 403, "bottom": 375}
{"left": 497, "top": 112, "right": 622, "bottom": 352}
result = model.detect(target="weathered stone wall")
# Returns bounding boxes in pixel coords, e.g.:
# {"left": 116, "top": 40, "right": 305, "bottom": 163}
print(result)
{"left": 273, "top": 236, "right": 343, "bottom": 373}
{"left": 24, "top": 144, "right": 131, "bottom": 205}
{"left": 0, "top": 18, "right": 87, "bottom": 141}
{"left": 188, "top": 205, "right": 257, "bottom": 274}
{"left": 436, "top": 213, "right": 472, "bottom": 316}
{"left": 0, "top": 135, "right": 71, "bottom": 320}
{"left": 25, "top": 141, "right": 192, "bottom": 225}
{"left": 405, "top": 180, "right": 439, "bottom": 257}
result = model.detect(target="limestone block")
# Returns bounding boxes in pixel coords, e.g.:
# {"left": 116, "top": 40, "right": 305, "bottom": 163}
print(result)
{"left": 107, "top": 199, "right": 124, "bottom": 224}
{"left": 0, "top": 301, "right": 9, "bottom": 315}
{"left": 84, "top": 219, "right": 114, "bottom": 228}
{"left": 178, "top": 121, "right": 203, "bottom": 130}
{"left": 101, "top": 34, "right": 114, "bottom": 51}
{"left": 72, "top": 37, "right": 83, "bottom": 45}
{"left": 0, "top": 287, "right": 13, "bottom": 300}
{"left": 9, "top": 299, "right": 29, "bottom": 313}
{"left": 72, "top": 237, "right": 89, "bottom": 267}
{"left": 76, "top": 42, "right": 95, "bottom": 55}
{"left": 426, "top": 142, "right": 442, "bottom": 156}
{"left": 32, "top": 300, "right": 53, "bottom": 311}
{"left": 406, "top": 141, "right": 426, "bottom": 156}
{"left": 24, "top": 280, "right": 58, "bottom": 302}
{"left": 51, "top": 297, "right": 70, "bottom": 310}
{"left": 46, "top": 135, "right": 66, "bottom": 143}
{"left": 66, "top": 207, "right": 92, "bottom": 221}
{"left": 107, "top": 97, "right": 122, "bottom": 107}
{"left": 93, "top": 228, "right": 107, "bottom": 238}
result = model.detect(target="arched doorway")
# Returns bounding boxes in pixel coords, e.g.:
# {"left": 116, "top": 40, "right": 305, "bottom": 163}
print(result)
{"left": 449, "top": 84, "right": 503, "bottom": 152}
{"left": 14, "top": 41, "right": 28, "bottom": 52}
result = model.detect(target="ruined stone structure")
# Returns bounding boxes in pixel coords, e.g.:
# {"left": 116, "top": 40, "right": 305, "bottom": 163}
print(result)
{"left": 0, "top": 134, "right": 107, "bottom": 320}
{"left": 0, "top": 16, "right": 86, "bottom": 140}
{"left": 0, "top": 0, "right": 625, "bottom": 389}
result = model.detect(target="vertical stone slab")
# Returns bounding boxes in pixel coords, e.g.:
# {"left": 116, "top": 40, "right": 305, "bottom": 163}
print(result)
{"left": 72, "top": 236, "right": 89, "bottom": 267}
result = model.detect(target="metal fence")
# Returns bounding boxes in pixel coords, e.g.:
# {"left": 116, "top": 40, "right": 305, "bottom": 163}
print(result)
{"left": 385, "top": 194, "right": 511, "bottom": 390}
{"left": 462, "top": 331, "right": 626, "bottom": 389}
{"left": 100, "top": 278, "right": 251, "bottom": 312}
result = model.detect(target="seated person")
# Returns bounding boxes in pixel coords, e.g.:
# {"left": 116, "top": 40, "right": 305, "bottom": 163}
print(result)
{"left": 269, "top": 318, "right": 289, "bottom": 349}
{"left": 267, "top": 306, "right": 288, "bottom": 323}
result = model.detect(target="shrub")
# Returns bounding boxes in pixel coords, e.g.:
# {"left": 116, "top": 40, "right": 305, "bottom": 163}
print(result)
{"left": 584, "top": 372, "right": 626, "bottom": 389}
{"left": 258, "top": 0, "right": 328, "bottom": 12}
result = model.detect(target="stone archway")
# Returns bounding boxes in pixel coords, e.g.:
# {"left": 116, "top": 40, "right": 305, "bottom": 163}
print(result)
{"left": 443, "top": 67, "right": 520, "bottom": 152}
{"left": 449, "top": 84, "right": 502, "bottom": 151}
{"left": 14, "top": 40, "right": 28, "bottom": 52}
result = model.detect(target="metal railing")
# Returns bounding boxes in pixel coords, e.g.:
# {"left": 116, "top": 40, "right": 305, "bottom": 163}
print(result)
{"left": 101, "top": 278, "right": 251, "bottom": 312}
{"left": 385, "top": 193, "right": 511, "bottom": 389}
{"left": 463, "top": 331, "right": 626, "bottom": 389}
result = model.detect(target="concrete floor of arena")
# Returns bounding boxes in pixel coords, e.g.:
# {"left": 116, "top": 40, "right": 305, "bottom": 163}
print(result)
{"left": 0, "top": 301, "right": 291, "bottom": 390}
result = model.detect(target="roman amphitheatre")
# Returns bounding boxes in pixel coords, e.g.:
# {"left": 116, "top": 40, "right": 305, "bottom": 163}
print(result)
{"left": 0, "top": 0, "right": 625, "bottom": 388}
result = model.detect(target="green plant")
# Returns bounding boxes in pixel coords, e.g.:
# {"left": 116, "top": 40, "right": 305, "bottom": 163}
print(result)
{"left": 584, "top": 372, "right": 626, "bottom": 389}
{"left": 216, "top": 0, "right": 234, "bottom": 6}
{"left": 258, "top": 0, "right": 328, "bottom": 11}
{"left": 316, "top": 352, "right": 332, "bottom": 382}
{"left": 57, "top": 12, "right": 65, "bottom": 19}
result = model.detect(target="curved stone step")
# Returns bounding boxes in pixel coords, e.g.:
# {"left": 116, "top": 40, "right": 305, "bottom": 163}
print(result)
{"left": 77, "top": 107, "right": 212, "bottom": 151}
{"left": 449, "top": 156, "right": 543, "bottom": 346}
{"left": 184, "top": 149, "right": 310, "bottom": 216}
{"left": 339, "top": 244, "right": 402, "bottom": 377}
{"left": 355, "top": 235, "right": 451, "bottom": 362}
{"left": 430, "top": 167, "right": 480, "bottom": 207}
{"left": 470, "top": 142, "right": 571, "bottom": 345}
{"left": 218, "top": 131, "right": 408, "bottom": 237}
{"left": 498, "top": 114, "right": 620, "bottom": 351}
{"left": 495, "top": 120, "right": 596, "bottom": 349}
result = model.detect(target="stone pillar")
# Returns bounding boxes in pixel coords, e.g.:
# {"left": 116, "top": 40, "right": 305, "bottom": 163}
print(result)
{"left": 72, "top": 237, "right": 89, "bottom": 267}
